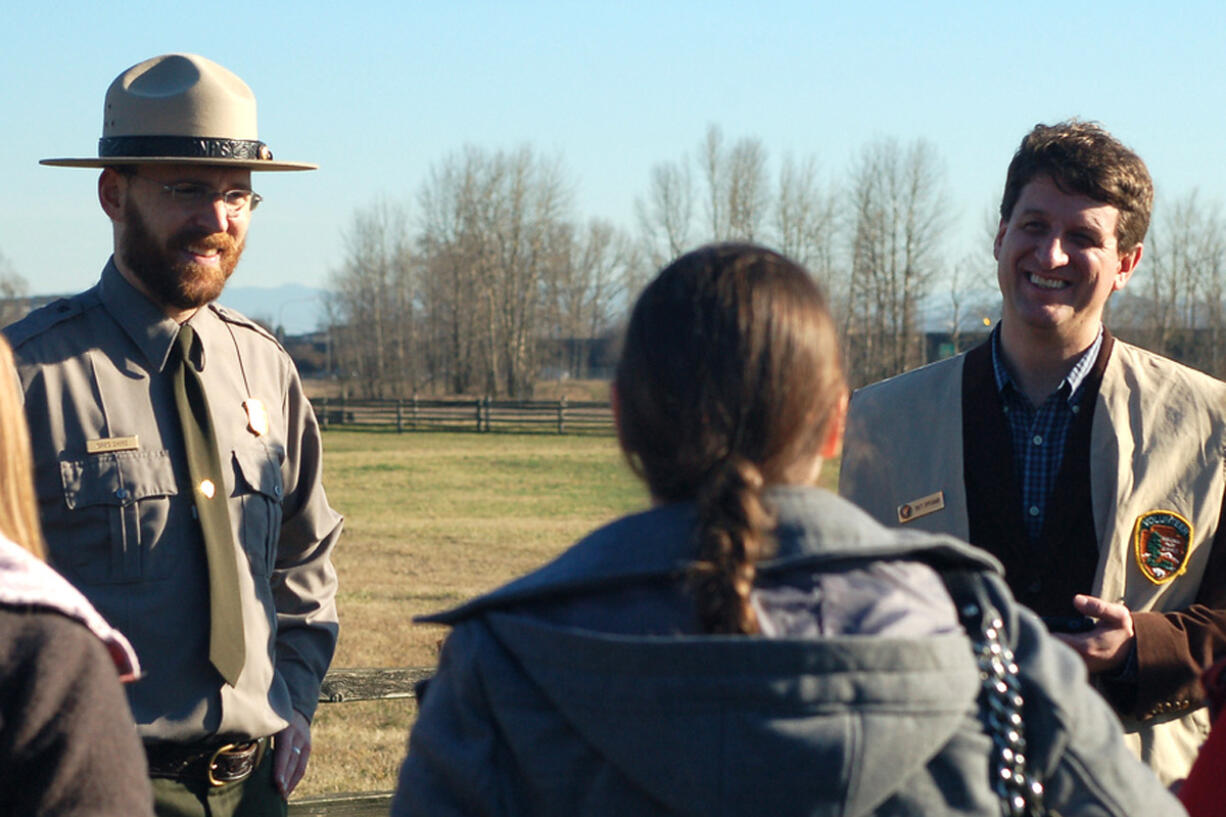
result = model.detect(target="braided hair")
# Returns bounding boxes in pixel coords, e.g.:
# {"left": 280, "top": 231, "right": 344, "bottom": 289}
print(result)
{"left": 615, "top": 244, "right": 844, "bottom": 634}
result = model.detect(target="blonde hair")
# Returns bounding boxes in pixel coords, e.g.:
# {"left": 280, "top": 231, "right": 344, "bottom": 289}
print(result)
{"left": 0, "top": 336, "right": 45, "bottom": 559}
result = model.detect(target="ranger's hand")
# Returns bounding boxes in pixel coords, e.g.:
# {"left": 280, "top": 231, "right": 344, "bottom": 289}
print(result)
{"left": 274, "top": 709, "right": 312, "bottom": 797}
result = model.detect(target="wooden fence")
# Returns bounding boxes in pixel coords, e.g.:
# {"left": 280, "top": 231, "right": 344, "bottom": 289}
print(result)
{"left": 288, "top": 667, "right": 434, "bottom": 817}
{"left": 312, "top": 397, "right": 614, "bottom": 435}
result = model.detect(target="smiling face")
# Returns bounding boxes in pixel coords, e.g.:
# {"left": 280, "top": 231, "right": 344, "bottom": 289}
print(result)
{"left": 994, "top": 174, "right": 1141, "bottom": 352}
{"left": 101, "top": 164, "right": 252, "bottom": 315}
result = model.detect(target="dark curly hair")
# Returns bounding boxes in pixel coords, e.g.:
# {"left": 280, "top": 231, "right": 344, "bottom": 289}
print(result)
{"left": 1000, "top": 120, "right": 1153, "bottom": 252}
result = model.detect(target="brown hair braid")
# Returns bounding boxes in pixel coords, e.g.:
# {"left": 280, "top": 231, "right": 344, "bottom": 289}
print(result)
{"left": 615, "top": 243, "right": 844, "bottom": 634}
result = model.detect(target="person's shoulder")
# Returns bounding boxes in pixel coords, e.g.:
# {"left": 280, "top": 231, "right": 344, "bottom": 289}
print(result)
{"left": 853, "top": 353, "right": 967, "bottom": 400}
{"left": 208, "top": 302, "right": 287, "bottom": 350}
{"left": 0, "top": 604, "right": 111, "bottom": 675}
{"left": 1110, "top": 339, "right": 1226, "bottom": 401}
{"left": 4, "top": 290, "right": 101, "bottom": 354}
{"left": 847, "top": 354, "right": 968, "bottom": 435}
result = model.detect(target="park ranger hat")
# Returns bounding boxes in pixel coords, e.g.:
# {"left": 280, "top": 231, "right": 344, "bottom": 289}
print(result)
{"left": 41, "top": 53, "right": 317, "bottom": 171}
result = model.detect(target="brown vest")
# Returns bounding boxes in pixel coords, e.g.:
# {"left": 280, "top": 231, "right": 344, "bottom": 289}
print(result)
{"left": 961, "top": 337, "right": 1103, "bottom": 617}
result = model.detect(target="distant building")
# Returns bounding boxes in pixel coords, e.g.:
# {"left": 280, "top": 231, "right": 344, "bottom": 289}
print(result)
{"left": 924, "top": 330, "right": 991, "bottom": 363}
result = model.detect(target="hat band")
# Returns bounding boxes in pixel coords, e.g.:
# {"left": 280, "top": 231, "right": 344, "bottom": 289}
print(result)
{"left": 98, "top": 136, "right": 271, "bottom": 161}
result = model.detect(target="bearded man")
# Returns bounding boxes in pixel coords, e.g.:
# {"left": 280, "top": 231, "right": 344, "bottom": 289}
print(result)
{"left": 4, "top": 54, "right": 341, "bottom": 816}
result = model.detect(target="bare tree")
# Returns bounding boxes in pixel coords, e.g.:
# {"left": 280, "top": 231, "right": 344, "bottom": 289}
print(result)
{"left": 724, "top": 136, "right": 770, "bottom": 240}
{"left": 543, "top": 219, "right": 634, "bottom": 379}
{"left": 940, "top": 204, "right": 1003, "bottom": 355}
{"left": 327, "top": 201, "right": 416, "bottom": 397}
{"left": 844, "top": 137, "right": 951, "bottom": 386}
{"left": 1116, "top": 189, "right": 1226, "bottom": 376}
{"left": 414, "top": 145, "right": 574, "bottom": 397}
{"left": 695, "top": 124, "right": 770, "bottom": 241}
{"left": 636, "top": 129, "right": 844, "bottom": 331}
{"left": 635, "top": 159, "right": 694, "bottom": 268}
{"left": 700, "top": 124, "right": 726, "bottom": 240}
{"left": 775, "top": 153, "right": 841, "bottom": 295}
{"left": 945, "top": 251, "right": 999, "bottom": 353}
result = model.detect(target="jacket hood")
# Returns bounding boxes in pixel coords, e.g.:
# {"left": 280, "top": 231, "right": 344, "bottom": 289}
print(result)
{"left": 419, "top": 488, "right": 996, "bottom": 815}
{"left": 473, "top": 610, "right": 980, "bottom": 816}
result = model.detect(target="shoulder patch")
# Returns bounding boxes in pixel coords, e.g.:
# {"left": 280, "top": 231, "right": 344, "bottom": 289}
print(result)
{"left": 1133, "top": 510, "right": 1192, "bottom": 585}
{"left": 3, "top": 292, "right": 95, "bottom": 349}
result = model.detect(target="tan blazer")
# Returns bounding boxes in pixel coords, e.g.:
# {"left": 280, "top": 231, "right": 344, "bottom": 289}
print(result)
{"left": 840, "top": 336, "right": 1226, "bottom": 784}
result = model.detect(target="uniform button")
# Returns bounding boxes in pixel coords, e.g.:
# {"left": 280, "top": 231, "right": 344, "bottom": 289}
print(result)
{"left": 1032, "top": 434, "right": 1043, "bottom": 446}
{"left": 1071, "top": 405, "right": 1080, "bottom": 414}
{"left": 1029, "top": 505, "right": 1040, "bottom": 517}
{"left": 115, "top": 488, "right": 129, "bottom": 501}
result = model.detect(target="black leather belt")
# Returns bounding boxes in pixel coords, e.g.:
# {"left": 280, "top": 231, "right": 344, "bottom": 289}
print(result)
{"left": 145, "top": 737, "right": 268, "bottom": 787}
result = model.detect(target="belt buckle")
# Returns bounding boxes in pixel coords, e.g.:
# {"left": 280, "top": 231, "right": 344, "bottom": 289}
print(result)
{"left": 207, "top": 742, "right": 239, "bottom": 788}
{"left": 206, "top": 740, "right": 261, "bottom": 788}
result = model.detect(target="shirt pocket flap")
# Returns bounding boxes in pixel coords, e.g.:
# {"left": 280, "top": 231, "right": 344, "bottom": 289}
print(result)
{"left": 60, "top": 450, "right": 178, "bottom": 509}
{"left": 231, "top": 444, "right": 284, "bottom": 501}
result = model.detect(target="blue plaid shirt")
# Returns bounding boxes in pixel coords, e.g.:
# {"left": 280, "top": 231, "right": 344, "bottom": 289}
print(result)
{"left": 992, "top": 327, "right": 1103, "bottom": 542}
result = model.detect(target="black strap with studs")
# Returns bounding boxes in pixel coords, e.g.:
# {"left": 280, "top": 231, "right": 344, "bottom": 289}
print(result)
{"left": 944, "top": 570, "right": 1049, "bottom": 817}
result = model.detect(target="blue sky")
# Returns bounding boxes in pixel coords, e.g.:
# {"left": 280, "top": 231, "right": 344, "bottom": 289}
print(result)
{"left": 3, "top": 1, "right": 1224, "bottom": 328}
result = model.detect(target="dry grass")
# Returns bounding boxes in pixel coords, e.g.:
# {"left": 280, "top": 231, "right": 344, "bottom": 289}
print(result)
{"left": 297, "top": 429, "right": 841, "bottom": 799}
{"left": 299, "top": 430, "right": 647, "bottom": 798}
{"left": 300, "top": 378, "right": 612, "bottom": 402}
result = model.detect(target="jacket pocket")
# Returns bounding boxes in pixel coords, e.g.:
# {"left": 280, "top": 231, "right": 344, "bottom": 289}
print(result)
{"left": 230, "top": 442, "right": 284, "bottom": 576}
{"left": 58, "top": 450, "right": 178, "bottom": 584}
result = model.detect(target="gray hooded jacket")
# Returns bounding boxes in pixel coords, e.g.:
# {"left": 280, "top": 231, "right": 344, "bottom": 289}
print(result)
{"left": 392, "top": 487, "right": 1184, "bottom": 816}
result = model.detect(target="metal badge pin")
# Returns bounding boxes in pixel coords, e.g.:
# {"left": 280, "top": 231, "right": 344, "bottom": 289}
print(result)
{"left": 244, "top": 398, "right": 269, "bottom": 437}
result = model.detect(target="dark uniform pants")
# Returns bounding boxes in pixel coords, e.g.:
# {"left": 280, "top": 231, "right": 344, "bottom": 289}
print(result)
{"left": 151, "top": 748, "right": 286, "bottom": 817}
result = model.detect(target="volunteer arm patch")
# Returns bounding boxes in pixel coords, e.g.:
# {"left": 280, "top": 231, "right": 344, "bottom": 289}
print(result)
{"left": 1133, "top": 510, "right": 1192, "bottom": 585}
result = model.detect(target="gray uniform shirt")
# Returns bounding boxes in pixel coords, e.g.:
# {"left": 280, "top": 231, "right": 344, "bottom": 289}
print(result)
{"left": 5, "top": 260, "right": 341, "bottom": 743}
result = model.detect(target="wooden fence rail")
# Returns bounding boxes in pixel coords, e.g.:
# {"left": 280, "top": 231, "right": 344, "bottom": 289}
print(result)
{"left": 288, "top": 667, "right": 434, "bottom": 817}
{"left": 312, "top": 397, "right": 614, "bottom": 435}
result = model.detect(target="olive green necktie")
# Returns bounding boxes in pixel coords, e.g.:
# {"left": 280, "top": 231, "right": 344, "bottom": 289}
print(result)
{"left": 173, "top": 324, "right": 245, "bottom": 686}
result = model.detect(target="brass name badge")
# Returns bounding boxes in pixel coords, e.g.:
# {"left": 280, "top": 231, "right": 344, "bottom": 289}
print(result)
{"left": 86, "top": 436, "right": 139, "bottom": 454}
{"left": 897, "top": 491, "right": 945, "bottom": 524}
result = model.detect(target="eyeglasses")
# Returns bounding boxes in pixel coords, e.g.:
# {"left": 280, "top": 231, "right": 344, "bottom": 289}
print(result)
{"left": 131, "top": 175, "right": 262, "bottom": 215}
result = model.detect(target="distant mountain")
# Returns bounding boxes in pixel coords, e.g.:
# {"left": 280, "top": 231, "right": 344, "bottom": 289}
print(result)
{"left": 215, "top": 284, "right": 328, "bottom": 336}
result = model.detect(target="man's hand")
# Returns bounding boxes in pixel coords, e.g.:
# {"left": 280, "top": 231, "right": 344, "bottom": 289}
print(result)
{"left": 1052, "top": 593, "right": 1136, "bottom": 673}
{"left": 273, "top": 710, "right": 311, "bottom": 798}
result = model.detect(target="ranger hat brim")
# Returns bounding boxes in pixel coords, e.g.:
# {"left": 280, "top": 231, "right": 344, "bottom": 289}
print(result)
{"left": 41, "top": 53, "right": 317, "bottom": 172}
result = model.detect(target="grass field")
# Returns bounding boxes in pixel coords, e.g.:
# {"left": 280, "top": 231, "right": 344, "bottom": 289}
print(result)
{"left": 301, "top": 430, "right": 647, "bottom": 798}
{"left": 299, "top": 429, "right": 839, "bottom": 798}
